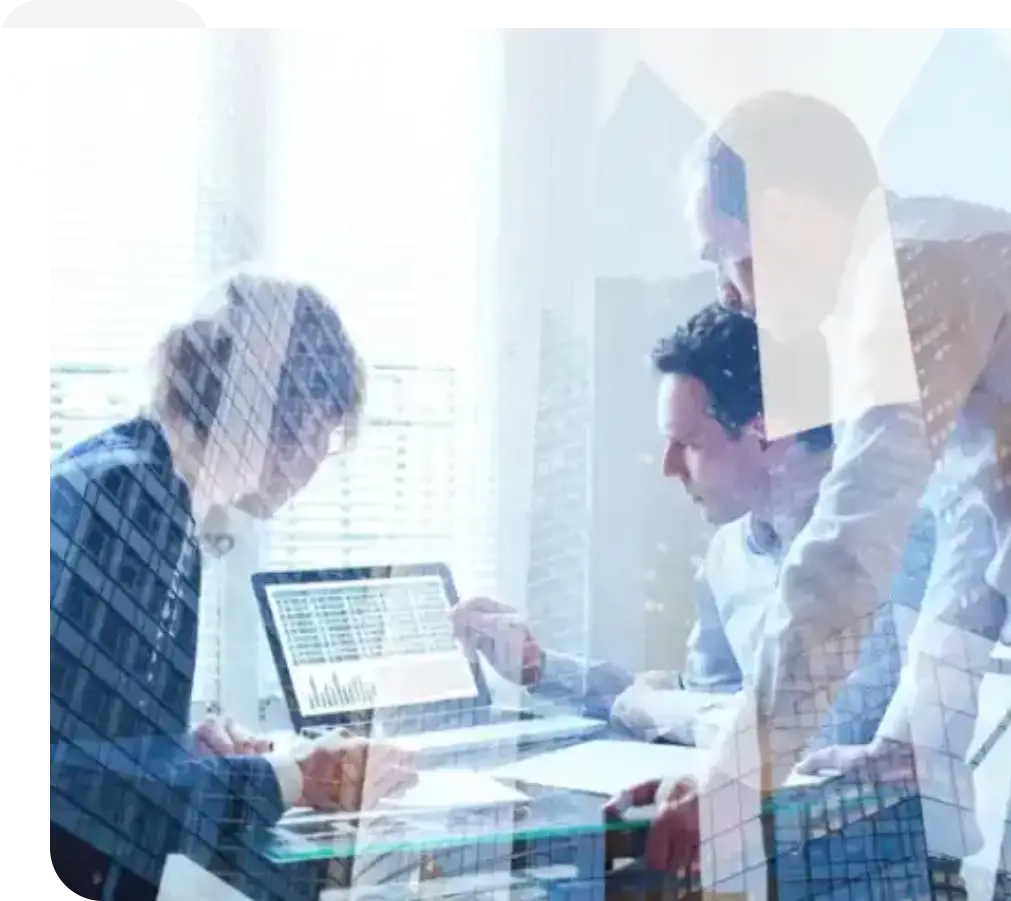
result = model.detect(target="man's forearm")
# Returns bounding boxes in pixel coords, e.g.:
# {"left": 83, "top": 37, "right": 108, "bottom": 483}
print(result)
{"left": 877, "top": 602, "right": 1004, "bottom": 757}
{"left": 52, "top": 735, "right": 289, "bottom": 826}
{"left": 752, "top": 404, "right": 935, "bottom": 782}
{"left": 531, "top": 649, "right": 637, "bottom": 711}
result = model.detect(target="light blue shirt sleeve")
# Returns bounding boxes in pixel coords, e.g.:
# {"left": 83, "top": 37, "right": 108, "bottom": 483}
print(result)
{"left": 531, "top": 565, "right": 745, "bottom": 714}
{"left": 814, "top": 508, "right": 936, "bottom": 748}
{"left": 531, "top": 649, "right": 636, "bottom": 717}
{"left": 738, "top": 231, "right": 1008, "bottom": 781}
{"left": 877, "top": 495, "right": 1008, "bottom": 757}
{"left": 769, "top": 407, "right": 940, "bottom": 755}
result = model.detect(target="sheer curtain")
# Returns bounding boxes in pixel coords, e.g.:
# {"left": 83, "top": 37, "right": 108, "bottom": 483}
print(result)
{"left": 47, "top": 31, "right": 258, "bottom": 713}
{"left": 48, "top": 33, "right": 205, "bottom": 374}
{"left": 254, "top": 29, "right": 505, "bottom": 723}
{"left": 22, "top": 33, "right": 218, "bottom": 711}
{"left": 48, "top": 28, "right": 610, "bottom": 727}
{"left": 47, "top": 29, "right": 508, "bottom": 726}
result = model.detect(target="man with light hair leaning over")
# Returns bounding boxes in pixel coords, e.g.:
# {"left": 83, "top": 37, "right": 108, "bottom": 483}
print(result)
{"left": 606, "top": 91, "right": 1010, "bottom": 883}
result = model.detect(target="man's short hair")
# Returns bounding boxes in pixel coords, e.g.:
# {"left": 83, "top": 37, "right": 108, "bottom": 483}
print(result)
{"left": 688, "top": 91, "right": 880, "bottom": 225}
{"left": 156, "top": 273, "right": 366, "bottom": 448}
{"left": 652, "top": 303, "right": 833, "bottom": 452}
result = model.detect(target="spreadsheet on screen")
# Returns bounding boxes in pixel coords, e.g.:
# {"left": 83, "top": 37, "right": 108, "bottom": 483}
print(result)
{"left": 264, "top": 575, "right": 479, "bottom": 715}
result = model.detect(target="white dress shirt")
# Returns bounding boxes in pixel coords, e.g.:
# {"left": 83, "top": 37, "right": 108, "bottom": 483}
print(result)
{"left": 696, "top": 194, "right": 1011, "bottom": 867}
{"left": 264, "top": 754, "right": 304, "bottom": 809}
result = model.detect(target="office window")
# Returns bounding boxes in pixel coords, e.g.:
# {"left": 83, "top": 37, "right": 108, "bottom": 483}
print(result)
{"left": 48, "top": 31, "right": 267, "bottom": 712}
{"left": 250, "top": 30, "right": 499, "bottom": 706}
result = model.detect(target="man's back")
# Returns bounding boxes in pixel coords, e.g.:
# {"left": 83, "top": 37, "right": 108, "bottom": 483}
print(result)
{"left": 51, "top": 419, "right": 201, "bottom": 898}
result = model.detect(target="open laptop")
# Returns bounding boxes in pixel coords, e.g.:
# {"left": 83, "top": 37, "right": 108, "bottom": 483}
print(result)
{"left": 252, "top": 562, "right": 606, "bottom": 757}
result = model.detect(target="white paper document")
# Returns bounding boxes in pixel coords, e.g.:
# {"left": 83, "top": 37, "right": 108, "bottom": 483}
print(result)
{"left": 278, "top": 770, "right": 529, "bottom": 830}
{"left": 490, "top": 740, "right": 708, "bottom": 798}
{"left": 384, "top": 768, "right": 529, "bottom": 810}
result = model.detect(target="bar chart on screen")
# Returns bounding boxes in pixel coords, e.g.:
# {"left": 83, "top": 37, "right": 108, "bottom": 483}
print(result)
{"left": 306, "top": 672, "right": 378, "bottom": 711}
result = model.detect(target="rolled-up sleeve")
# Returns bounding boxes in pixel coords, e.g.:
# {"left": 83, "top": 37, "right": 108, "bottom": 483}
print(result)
{"left": 752, "top": 403, "right": 936, "bottom": 777}
{"left": 533, "top": 649, "right": 635, "bottom": 716}
{"left": 876, "top": 446, "right": 1009, "bottom": 758}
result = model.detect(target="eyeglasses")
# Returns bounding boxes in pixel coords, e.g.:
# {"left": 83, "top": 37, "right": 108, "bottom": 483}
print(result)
{"left": 271, "top": 398, "right": 350, "bottom": 464}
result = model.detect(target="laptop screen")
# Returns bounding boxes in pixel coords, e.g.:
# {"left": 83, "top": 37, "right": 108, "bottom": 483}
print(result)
{"left": 262, "top": 573, "right": 480, "bottom": 717}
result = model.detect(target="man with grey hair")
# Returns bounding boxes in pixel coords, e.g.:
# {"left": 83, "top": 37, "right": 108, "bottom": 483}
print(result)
{"left": 607, "top": 91, "right": 1010, "bottom": 879}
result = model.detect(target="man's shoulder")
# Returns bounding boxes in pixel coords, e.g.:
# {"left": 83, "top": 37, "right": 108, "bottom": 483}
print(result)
{"left": 51, "top": 418, "right": 188, "bottom": 509}
{"left": 888, "top": 193, "right": 1011, "bottom": 243}
{"left": 50, "top": 417, "right": 194, "bottom": 554}
{"left": 52, "top": 417, "right": 168, "bottom": 477}
{"left": 889, "top": 205, "right": 1011, "bottom": 314}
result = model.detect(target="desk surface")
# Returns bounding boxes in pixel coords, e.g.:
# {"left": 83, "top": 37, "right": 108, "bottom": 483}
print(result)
{"left": 264, "top": 754, "right": 918, "bottom": 866}
{"left": 160, "top": 712, "right": 1008, "bottom": 901}
{"left": 247, "top": 685, "right": 1006, "bottom": 901}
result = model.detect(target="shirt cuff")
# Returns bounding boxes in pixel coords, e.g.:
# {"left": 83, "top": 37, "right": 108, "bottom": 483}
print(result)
{"left": 264, "top": 752, "right": 303, "bottom": 809}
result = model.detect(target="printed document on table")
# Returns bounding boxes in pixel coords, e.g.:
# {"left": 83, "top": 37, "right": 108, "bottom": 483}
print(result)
{"left": 490, "top": 740, "right": 708, "bottom": 798}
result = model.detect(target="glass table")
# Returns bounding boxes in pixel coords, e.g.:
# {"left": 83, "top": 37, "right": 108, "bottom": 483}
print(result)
{"left": 256, "top": 767, "right": 952, "bottom": 901}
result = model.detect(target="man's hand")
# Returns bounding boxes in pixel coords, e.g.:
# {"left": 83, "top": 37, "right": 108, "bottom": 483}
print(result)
{"left": 192, "top": 715, "right": 273, "bottom": 757}
{"left": 604, "top": 777, "right": 700, "bottom": 873}
{"left": 611, "top": 683, "right": 662, "bottom": 739}
{"left": 799, "top": 738, "right": 983, "bottom": 856}
{"left": 451, "top": 596, "right": 543, "bottom": 687}
{"left": 796, "top": 739, "right": 916, "bottom": 783}
{"left": 293, "top": 733, "right": 417, "bottom": 812}
{"left": 636, "top": 671, "right": 679, "bottom": 690}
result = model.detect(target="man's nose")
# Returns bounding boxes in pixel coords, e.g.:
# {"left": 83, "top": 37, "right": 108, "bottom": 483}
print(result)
{"left": 662, "top": 442, "right": 687, "bottom": 480}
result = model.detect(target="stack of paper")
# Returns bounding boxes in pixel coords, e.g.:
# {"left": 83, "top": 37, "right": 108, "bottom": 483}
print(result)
{"left": 279, "top": 769, "right": 529, "bottom": 826}
{"left": 383, "top": 769, "right": 529, "bottom": 810}
{"left": 490, "top": 740, "right": 707, "bottom": 798}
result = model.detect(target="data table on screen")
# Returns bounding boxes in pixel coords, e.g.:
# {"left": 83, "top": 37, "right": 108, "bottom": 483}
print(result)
{"left": 265, "top": 575, "right": 478, "bottom": 715}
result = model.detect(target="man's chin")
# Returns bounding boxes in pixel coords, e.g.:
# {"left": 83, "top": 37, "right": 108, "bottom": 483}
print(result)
{"left": 699, "top": 506, "right": 737, "bottom": 527}
{"left": 697, "top": 507, "right": 719, "bottom": 525}
{"left": 234, "top": 493, "right": 285, "bottom": 520}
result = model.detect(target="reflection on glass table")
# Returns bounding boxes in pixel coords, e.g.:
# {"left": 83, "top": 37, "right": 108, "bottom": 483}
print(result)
{"left": 265, "top": 773, "right": 922, "bottom": 865}
{"left": 268, "top": 781, "right": 635, "bottom": 861}
{"left": 260, "top": 768, "right": 944, "bottom": 901}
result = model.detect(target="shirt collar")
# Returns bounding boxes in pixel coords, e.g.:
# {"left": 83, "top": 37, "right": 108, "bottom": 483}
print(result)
{"left": 747, "top": 448, "right": 833, "bottom": 557}
{"left": 746, "top": 516, "right": 780, "bottom": 556}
